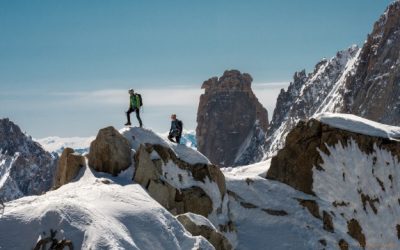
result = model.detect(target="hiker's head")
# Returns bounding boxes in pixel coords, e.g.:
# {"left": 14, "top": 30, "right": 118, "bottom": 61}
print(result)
{"left": 171, "top": 114, "right": 177, "bottom": 120}
{"left": 128, "top": 89, "right": 134, "bottom": 95}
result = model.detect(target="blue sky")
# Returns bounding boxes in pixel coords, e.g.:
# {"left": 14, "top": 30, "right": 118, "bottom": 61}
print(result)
{"left": 0, "top": 0, "right": 393, "bottom": 137}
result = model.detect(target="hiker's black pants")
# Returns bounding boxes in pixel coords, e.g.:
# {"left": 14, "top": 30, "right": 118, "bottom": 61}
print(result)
{"left": 168, "top": 131, "right": 181, "bottom": 144}
{"left": 126, "top": 107, "right": 143, "bottom": 127}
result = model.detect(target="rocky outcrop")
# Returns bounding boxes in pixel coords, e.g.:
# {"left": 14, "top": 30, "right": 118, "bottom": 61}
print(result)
{"left": 122, "top": 127, "right": 233, "bottom": 237}
{"left": 177, "top": 213, "right": 232, "bottom": 250}
{"left": 88, "top": 126, "right": 132, "bottom": 176}
{"left": 196, "top": 70, "right": 268, "bottom": 167}
{"left": 134, "top": 145, "right": 214, "bottom": 217}
{"left": 53, "top": 148, "right": 85, "bottom": 188}
{"left": 0, "top": 118, "right": 57, "bottom": 202}
{"left": 267, "top": 118, "right": 400, "bottom": 195}
{"left": 133, "top": 143, "right": 230, "bottom": 227}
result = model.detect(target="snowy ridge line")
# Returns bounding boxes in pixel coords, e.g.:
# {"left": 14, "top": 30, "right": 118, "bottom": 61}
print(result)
{"left": 313, "top": 113, "right": 400, "bottom": 141}
{"left": 316, "top": 47, "right": 361, "bottom": 114}
{"left": 121, "top": 127, "right": 208, "bottom": 165}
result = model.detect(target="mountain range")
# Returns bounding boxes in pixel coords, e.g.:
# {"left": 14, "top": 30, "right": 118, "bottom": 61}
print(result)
{"left": 1, "top": 1, "right": 400, "bottom": 250}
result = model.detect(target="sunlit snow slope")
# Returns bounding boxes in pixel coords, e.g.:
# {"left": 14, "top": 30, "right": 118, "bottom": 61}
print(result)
{"left": 0, "top": 166, "right": 213, "bottom": 250}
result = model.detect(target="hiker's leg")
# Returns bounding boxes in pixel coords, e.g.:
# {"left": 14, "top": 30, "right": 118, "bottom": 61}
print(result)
{"left": 135, "top": 108, "right": 143, "bottom": 127}
{"left": 168, "top": 134, "right": 175, "bottom": 143}
{"left": 176, "top": 135, "right": 181, "bottom": 144}
{"left": 126, "top": 108, "right": 133, "bottom": 124}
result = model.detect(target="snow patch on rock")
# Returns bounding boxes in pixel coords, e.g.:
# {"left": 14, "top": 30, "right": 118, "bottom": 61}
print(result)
{"left": 314, "top": 112, "right": 400, "bottom": 140}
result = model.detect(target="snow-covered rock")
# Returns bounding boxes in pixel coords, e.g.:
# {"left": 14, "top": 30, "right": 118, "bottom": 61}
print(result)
{"left": 314, "top": 112, "right": 400, "bottom": 140}
{"left": 121, "top": 127, "right": 235, "bottom": 245}
{"left": 223, "top": 160, "right": 345, "bottom": 250}
{"left": 37, "top": 130, "right": 197, "bottom": 156}
{"left": 0, "top": 118, "right": 57, "bottom": 202}
{"left": 264, "top": 113, "right": 400, "bottom": 249}
{"left": 177, "top": 213, "right": 232, "bottom": 250}
{"left": 0, "top": 166, "right": 214, "bottom": 249}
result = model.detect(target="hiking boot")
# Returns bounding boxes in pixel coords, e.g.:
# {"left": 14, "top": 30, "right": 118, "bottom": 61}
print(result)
{"left": 125, "top": 122, "right": 131, "bottom": 126}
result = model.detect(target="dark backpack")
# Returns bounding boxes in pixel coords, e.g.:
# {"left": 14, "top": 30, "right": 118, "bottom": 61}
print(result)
{"left": 136, "top": 94, "right": 143, "bottom": 107}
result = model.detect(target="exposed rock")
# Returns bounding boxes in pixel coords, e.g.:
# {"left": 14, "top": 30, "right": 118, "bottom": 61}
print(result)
{"left": 261, "top": 208, "right": 288, "bottom": 216}
{"left": 53, "top": 148, "right": 85, "bottom": 188}
{"left": 0, "top": 118, "right": 57, "bottom": 202}
{"left": 322, "top": 211, "right": 334, "bottom": 233}
{"left": 196, "top": 70, "right": 268, "bottom": 167}
{"left": 133, "top": 144, "right": 221, "bottom": 218}
{"left": 266, "top": 118, "right": 400, "bottom": 194}
{"left": 297, "top": 199, "right": 321, "bottom": 219}
{"left": 347, "top": 219, "right": 366, "bottom": 248}
{"left": 177, "top": 213, "right": 232, "bottom": 250}
{"left": 397, "top": 224, "right": 400, "bottom": 239}
{"left": 88, "top": 126, "right": 132, "bottom": 176}
{"left": 240, "top": 202, "right": 258, "bottom": 209}
{"left": 340, "top": 1, "right": 400, "bottom": 126}
{"left": 127, "top": 127, "right": 232, "bottom": 232}
{"left": 338, "top": 239, "right": 349, "bottom": 250}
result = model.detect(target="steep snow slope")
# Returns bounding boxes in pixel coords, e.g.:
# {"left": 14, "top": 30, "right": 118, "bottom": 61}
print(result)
{"left": 265, "top": 46, "right": 360, "bottom": 157}
{"left": 312, "top": 113, "right": 400, "bottom": 248}
{"left": 314, "top": 140, "right": 400, "bottom": 249}
{"left": 0, "top": 166, "right": 213, "bottom": 250}
{"left": 222, "top": 162, "right": 348, "bottom": 250}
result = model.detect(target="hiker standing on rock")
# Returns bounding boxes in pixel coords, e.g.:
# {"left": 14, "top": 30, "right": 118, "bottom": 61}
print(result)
{"left": 168, "top": 114, "right": 183, "bottom": 144}
{"left": 125, "top": 89, "right": 143, "bottom": 127}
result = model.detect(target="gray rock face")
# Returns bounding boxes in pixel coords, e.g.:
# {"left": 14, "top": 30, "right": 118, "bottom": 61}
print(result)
{"left": 0, "top": 118, "right": 57, "bottom": 202}
{"left": 263, "top": 2, "right": 400, "bottom": 158}
{"left": 340, "top": 1, "right": 400, "bottom": 125}
{"left": 196, "top": 70, "right": 269, "bottom": 167}
{"left": 53, "top": 148, "right": 85, "bottom": 188}
{"left": 88, "top": 126, "right": 132, "bottom": 176}
{"left": 265, "top": 46, "right": 359, "bottom": 156}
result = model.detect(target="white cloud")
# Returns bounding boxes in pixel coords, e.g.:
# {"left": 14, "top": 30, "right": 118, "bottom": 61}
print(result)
{"left": 51, "top": 82, "right": 289, "bottom": 115}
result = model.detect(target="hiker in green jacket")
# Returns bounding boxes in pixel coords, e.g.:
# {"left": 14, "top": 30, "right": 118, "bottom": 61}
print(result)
{"left": 125, "top": 89, "right": 143, "bottom": 127}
